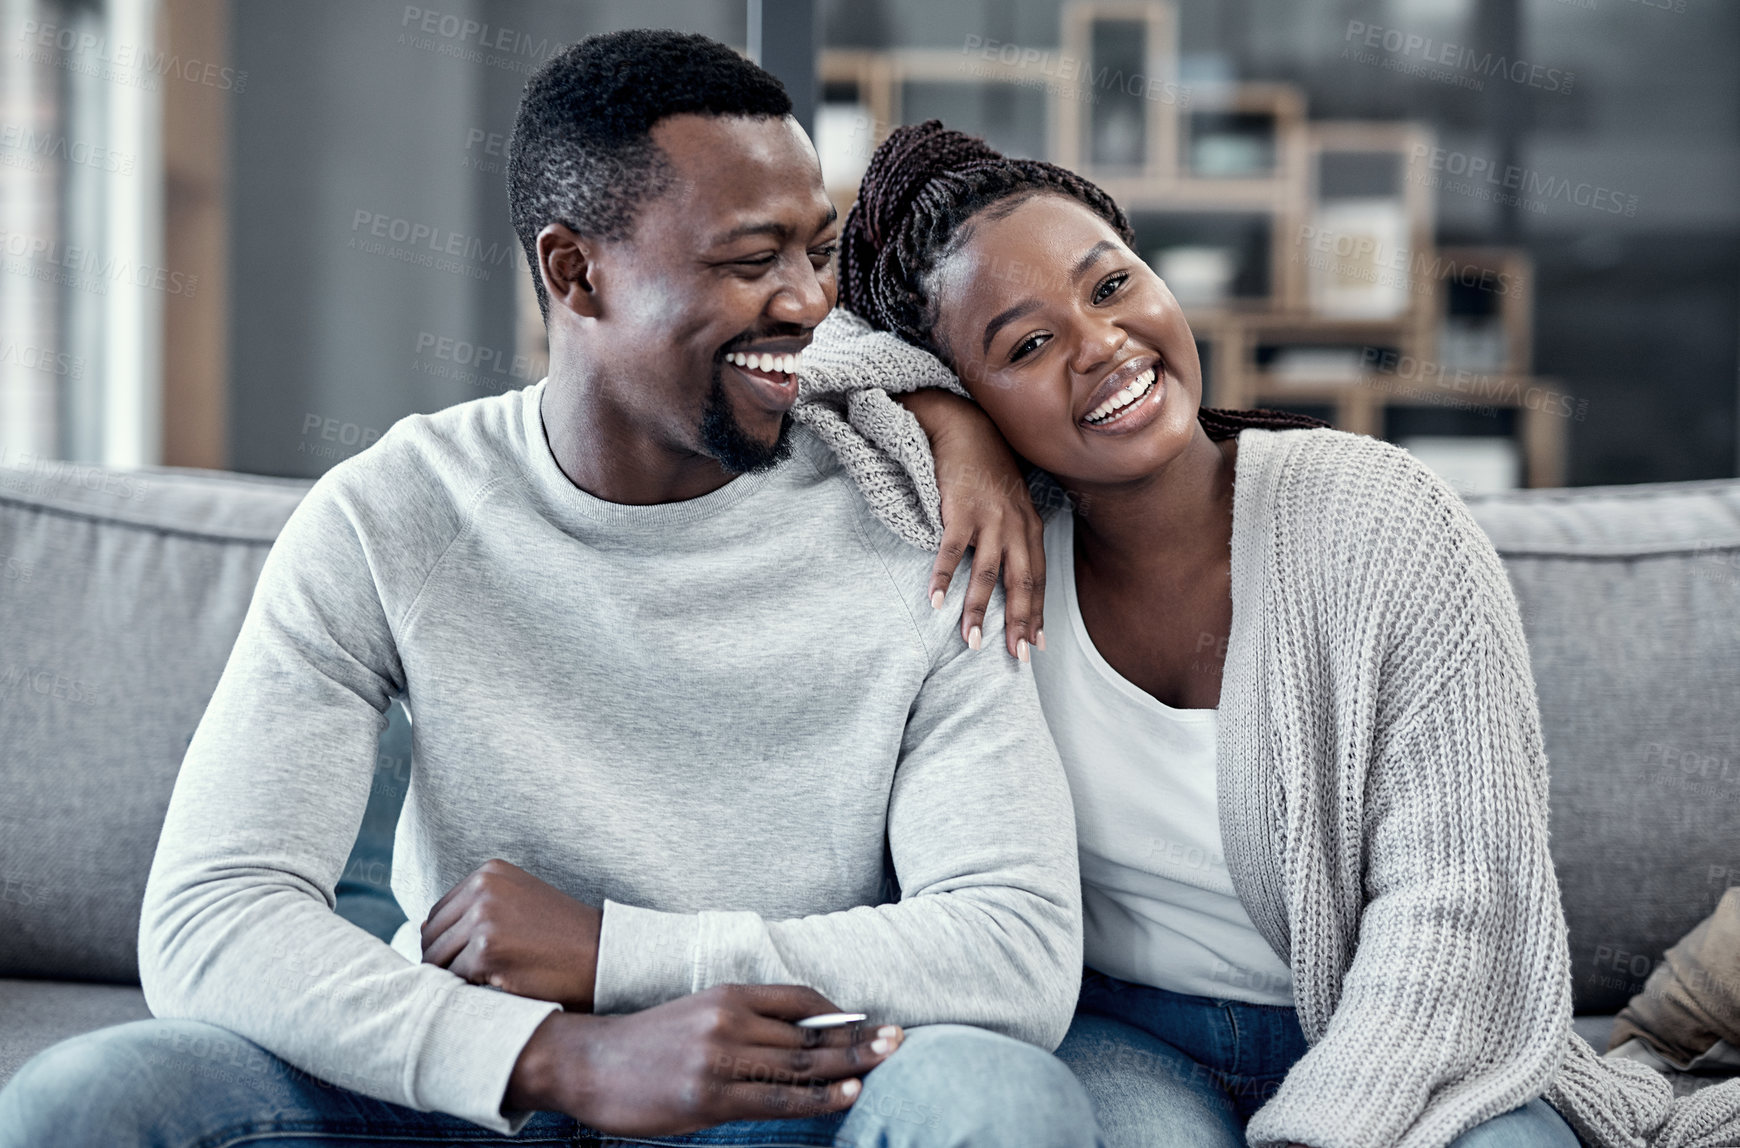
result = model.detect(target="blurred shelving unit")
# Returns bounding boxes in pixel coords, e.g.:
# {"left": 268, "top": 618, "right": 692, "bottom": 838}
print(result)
{"left": 812, "top": 0, "right": 1567, "bottom": 490}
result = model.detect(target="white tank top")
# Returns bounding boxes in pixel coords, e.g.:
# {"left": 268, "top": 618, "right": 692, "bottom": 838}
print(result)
{"left": 1031, "top": 507, "right": 1294, "bottom": 1006}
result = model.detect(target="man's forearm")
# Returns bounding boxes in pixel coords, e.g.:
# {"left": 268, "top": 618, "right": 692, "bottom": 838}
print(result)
{"left": 504, "top": 1012, "right": 616, "bottom": 1119}
{"left": 504, "top": 1013, "right": 577, "bottom": 1116}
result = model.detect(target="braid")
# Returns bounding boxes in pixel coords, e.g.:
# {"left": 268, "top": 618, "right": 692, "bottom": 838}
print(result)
{"left": 1198, "top": 406, "right": 1332, "bottom": 439}
{"left": 840, "top": 121, "right": 1134, "bottom": 358}
{"left": 840, "top": 122, "right": 1330, "bottom": 441}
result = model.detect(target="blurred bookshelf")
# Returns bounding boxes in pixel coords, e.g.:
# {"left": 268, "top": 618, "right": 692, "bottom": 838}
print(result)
{"left": 811, "top": 0, "right": 1567, "bottom": 490}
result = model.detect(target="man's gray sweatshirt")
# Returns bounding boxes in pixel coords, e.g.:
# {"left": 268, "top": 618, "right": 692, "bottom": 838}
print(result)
{"left": 137, "top": 379, "right": 1082, "bottom": 1134}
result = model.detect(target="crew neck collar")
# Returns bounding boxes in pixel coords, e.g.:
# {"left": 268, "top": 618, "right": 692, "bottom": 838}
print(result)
{"left": 518, "top": 377, "right": 794, "bottom": 531}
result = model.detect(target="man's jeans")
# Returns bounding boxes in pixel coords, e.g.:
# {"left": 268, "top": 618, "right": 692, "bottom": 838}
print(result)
{"left": 0, "top": 1017, "right": 1102, "bottom": 1147}
{"left": 1056, "top": 968, "right": 1583, "bottom": 1148}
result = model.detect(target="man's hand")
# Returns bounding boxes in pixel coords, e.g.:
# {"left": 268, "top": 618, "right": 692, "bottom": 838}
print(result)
{"left": 421, "top": 858, "right": 602, "bottom": 1011}
{"left": 504, "top": 984, "right": 903, "bottom": 1136}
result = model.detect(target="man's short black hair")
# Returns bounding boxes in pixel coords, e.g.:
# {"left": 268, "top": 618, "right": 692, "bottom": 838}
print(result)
{"left": 507, "top": 29, "right": 793, "bottom": 321}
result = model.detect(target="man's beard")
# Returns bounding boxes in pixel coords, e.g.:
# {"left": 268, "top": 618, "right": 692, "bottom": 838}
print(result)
{"left": 698, "top": 358, "right": 794, "bottom": 475}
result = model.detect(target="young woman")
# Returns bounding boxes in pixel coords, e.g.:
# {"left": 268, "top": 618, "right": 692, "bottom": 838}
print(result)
{"left": 794, "top": 121, "right": 1740, "bottom": 1148}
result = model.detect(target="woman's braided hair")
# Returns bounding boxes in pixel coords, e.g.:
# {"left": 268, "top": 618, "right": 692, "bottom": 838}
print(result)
{"left": 838, "top": 121, "right": 1328, "bottom": 442}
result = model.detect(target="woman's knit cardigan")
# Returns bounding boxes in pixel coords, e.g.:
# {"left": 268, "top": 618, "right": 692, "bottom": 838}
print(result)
{"left": 792, "top": 309, "right": 1740, "bottom": 1148}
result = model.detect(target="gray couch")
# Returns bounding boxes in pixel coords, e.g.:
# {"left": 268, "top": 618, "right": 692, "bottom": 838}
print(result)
{"left": 2, "top": 454, "right": 1738, "bottom": 1093}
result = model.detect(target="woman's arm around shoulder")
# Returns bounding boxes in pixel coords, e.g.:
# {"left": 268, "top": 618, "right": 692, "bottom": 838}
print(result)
{"left": 893, "top": 390, "right": 1047, "bottom": 661}
{"left": 797, "top": 307, "right": 1048, "bottom": 660}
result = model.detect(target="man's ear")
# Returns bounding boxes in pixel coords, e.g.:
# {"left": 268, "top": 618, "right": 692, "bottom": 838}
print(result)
{"left": 538, "top": 223, "right": 603, "bottom": 319}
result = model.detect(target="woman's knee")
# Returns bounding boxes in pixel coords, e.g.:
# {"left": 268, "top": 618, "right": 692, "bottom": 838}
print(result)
{"left": 1448, "top": 1098, "right": 1582, "bottom": 1148}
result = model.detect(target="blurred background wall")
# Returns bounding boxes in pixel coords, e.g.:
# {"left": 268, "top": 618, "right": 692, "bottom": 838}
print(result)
{"left": 2, "top": 0, "right": 1735, "bottom": 489}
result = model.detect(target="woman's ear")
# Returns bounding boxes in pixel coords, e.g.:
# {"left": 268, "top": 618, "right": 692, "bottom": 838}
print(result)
{"left": 537, "top": 222, "right": 602, "bottom": 319}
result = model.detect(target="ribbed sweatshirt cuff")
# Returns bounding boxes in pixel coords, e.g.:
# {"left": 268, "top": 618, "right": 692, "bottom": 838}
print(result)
{"left": 410, "top": 981, "right": 562, "bottom": 1134}
{"left": 594, "top": 898, "right": 702, "bottom": 1014}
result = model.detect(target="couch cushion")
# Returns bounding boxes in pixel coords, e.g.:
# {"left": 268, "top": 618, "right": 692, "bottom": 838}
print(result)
{"left": 0, "top": 463, "right": 310, "bottom": 982}
{"left": 0, "top": 978, "right": 152, "bottom": 1090}
{"left": 1572, "top": 1014, "right": 1617, "bottom": 1054}
{"left": 1465, "top": 480, "right": 1740, "bottom": 1014}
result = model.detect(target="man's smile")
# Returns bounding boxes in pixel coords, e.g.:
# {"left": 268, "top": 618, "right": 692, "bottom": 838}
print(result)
{"left": 722, "top": 345, "right": 805, "bottom": 413}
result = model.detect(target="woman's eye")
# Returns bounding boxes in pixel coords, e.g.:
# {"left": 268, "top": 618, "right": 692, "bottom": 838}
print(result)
{"left": 734, "top": 254, "right": 777, "bottom": 268}
{"left": 809, "top": 244, "right": 837, "bottom": 266}
{"left": 1010, "top": 333, "right": 1048, "bottom": 362}
{"left": 1093, "top": 272, "right": 1128, "bottom": 304}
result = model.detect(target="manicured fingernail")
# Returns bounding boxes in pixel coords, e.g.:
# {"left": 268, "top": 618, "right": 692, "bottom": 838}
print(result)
{"left": 841, "top": 1079, "right": 862, "bottom": 1098}
{"left": 968, "top": 625, "right": 981, "bottom": 650}
{"left": 930, "top": 589, "right": 945, "bottom": 609}
{"left": 1035, "top": 629, "right": 1046, "bottom": 651}
{"left": 871, "top": 1037, "right": 895, "bottom": 1055}
{"left": 1017, "top": 638, "right": 1030, "bottom": 663}
{"left": 877, "top": 1025, "right": 902, "bottom": 1040}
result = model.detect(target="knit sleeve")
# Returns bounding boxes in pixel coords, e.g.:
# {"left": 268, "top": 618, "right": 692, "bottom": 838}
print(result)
{"left": 1251, "top": 611, "right": 1574, "bottom": 1148}
{"left": 1248, "top": 445, "right": 1574, "bottom": 1148}
{"left": 1257, "top": 592, "right": 1740, "bottom": 1148}
{"left": 792, "top": 308, "right": 968, "bottom": 549}
{"left": 1248, "top": 436, "right": 1740, "bottom": 1148}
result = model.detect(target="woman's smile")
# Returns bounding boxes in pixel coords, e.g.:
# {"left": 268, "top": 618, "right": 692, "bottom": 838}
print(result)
{"left": 1080, "top": 360, "right": 1165, "bottom": 434}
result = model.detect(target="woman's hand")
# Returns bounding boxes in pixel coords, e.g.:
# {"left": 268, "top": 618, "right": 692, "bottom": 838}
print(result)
{"left": 895, "top": 390, "right": 1046, "bottom": 661}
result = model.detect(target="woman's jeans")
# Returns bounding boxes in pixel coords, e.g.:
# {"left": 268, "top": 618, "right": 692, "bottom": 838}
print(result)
{"left": 1056, "top": 968, "right": 1584, "bottom": 1148}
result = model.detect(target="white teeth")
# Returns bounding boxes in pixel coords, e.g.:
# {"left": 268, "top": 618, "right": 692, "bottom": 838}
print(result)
{"left": 1083, "top": 366, "right": 1158, "bottom": 425}
{"left": 728, "top": 350, "right": 802, "bottom": 375}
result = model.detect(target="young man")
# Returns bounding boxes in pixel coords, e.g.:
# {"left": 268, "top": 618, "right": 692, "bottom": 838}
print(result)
{"left": 0, "top": 29, "right": 1095, "bottom": 1148}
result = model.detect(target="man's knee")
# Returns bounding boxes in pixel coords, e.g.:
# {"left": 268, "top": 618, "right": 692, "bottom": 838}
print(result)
{"left": 0, "top": 1019, "right": 263, "bottom": 1146}
{"left": 849, "top": 1024, "right": 1099, "bottom": 1147}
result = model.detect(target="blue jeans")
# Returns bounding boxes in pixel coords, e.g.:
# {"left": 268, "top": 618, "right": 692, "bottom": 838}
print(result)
{"left": 0, "top": 1017, "right": 1102, "bottom": 1147}
{"left": 1057, "top": 968, "right": 1583, "bottom": 1148}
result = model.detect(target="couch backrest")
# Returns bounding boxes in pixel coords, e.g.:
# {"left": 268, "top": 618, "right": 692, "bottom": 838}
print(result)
{"left": 0, "top": 462, "right": 312, "bottom": 981}
{"left": 1465, "top": 479, "right": 1740, "bottom": 1013}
